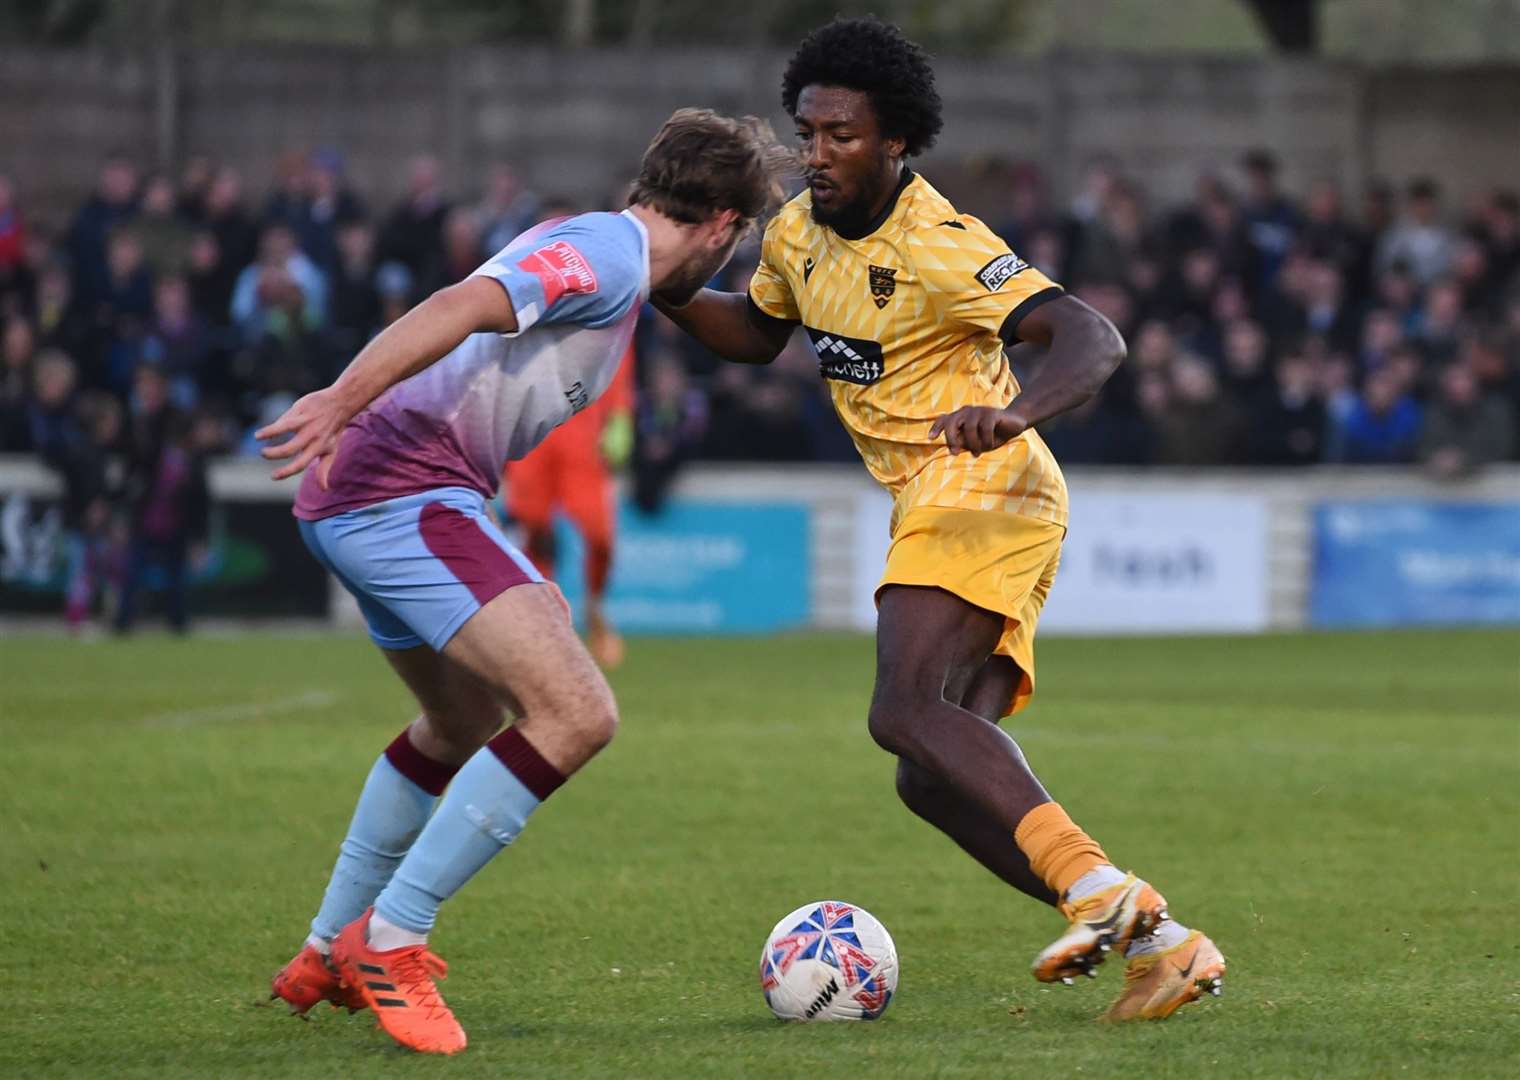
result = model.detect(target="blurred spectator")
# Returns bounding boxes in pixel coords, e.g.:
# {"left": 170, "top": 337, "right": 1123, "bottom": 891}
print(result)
{"left": 1328, "top": 366, "right": 1422, "bottom": 463}
{"left": 267, "top": 149, "right": 367, "bottom": 274}
{"left": 478, "top": 164, "right": 540, "bottom": 255}
{"left": 994, "top": 161, "right": 1056, "bottom": 254}
{"left": 177, "top": 156, "right": 215, "bottom": 221}
{"left": 1412, "top": 278, "right": 1466, "bottom": 365}
{"left": 328, "top": 221, "right": 382, "bottom": 358}
{"left": 1248, "top": 349, "right": 1325, "bottom": 465}
{"left": 1419, "top": 361, "right": 1515, "bottom": 478}
{"left": 379, "top": 155, "right": 450, "bottom": 275}
{"left": 421, "top": 208, "right": 484, "bottom": 295}
{"left": 94, "top": 229, "right": 155, "bottom": 395}
{"left": 1299, "top": 179, "right": 1369, "bottom": 289}
{"left": 135, "top": 173, "right": 194, "bottom": 277}
{"left": 67, "top": 154, "right": 139, "bottom": 307}
{"left": 55, "top": 390, "right": 126, "bottom": 630}
{"left": 33, "top": 262, "right": 90, "bottom": 361}
{"left": 0, "top": 174, "right": 23, "bottom": 269}
{"left": 376, "top": 261, "right": 415, "bottom": 328}
{"left": 1475, "top": 190, "right": 1520, "bottom": 302}
{"left": 231, "top": 224, "right": 327, "bottom": 342}
{"left": 114, "top": 364, "right": 208, "bottom": 634}
{"left": 1240, "top": 149, "right": 1299, "bottom": 291}
{"left": 25, "top": 349, "right": 80, "bottom": 462}
{"left": 1152, "top": 354, "right": 1244, "bottom": 465}
{"left": 0, "top": 315, "right": 36, "bottom": 449}
{"left": 632, "top": 352, "right": 707, "bottom": 512}
{"left": 0, "top": 175, "right": 29, "bottom": 318}
{"left": 198, "top": 167, "right": 259, "bottom": 278}
{"left": 185, "top": 229, "right": 237, "bottom": 331}
{"left": 1377, "top": 178, "right": 1455, "bottom": 286}
{"left": 1039, "top": 391, "right": 1152, "bottom": 465}
{"left": 144, "top": 276, "right": 213, "bottom": 407}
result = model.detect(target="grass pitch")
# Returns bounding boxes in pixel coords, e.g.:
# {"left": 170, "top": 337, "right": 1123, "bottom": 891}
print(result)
{"left": 2, "top": 628, "right": 1517, "bottom": 1078}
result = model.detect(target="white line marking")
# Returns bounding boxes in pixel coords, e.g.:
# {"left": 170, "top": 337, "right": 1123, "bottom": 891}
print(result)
{"left": 144, "top": 690, "right": 339, "bottom": 728}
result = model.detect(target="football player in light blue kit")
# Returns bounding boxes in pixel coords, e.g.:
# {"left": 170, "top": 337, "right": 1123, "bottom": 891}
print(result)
{"left": 259, "top": 110, "right": 790, "bottom": 1055}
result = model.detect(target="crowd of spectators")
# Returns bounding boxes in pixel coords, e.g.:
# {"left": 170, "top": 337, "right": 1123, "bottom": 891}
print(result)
{"left": 1, "top": 148, "right": 1517, "bottom": 602}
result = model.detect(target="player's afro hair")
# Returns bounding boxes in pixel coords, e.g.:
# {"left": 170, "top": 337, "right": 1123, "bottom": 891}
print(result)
{"left": 781, "top": 15, "right": 943, "bottom": 158}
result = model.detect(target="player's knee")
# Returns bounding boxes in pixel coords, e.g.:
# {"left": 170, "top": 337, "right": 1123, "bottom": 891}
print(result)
{"left": 557, "top": 682, "right": 618, "bottom": 754}
{"left": 867, "top": 696, "right": 917, "bottom": 756}
{"left": 414, "top": 706, "right": 502, "bottom": 761}
{"left": 893, "top": 758, "right": 942, "bottom": 809}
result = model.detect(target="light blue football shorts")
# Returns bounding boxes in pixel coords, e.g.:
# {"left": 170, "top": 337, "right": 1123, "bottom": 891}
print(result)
{"left": 299, "top": 487, "right": 543, "bottom": 651}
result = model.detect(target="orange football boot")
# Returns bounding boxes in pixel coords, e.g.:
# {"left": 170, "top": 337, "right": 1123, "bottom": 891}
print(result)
{"left": 1032, "top": 873, "right": 1169, "bottom": 983}
{"left": 270, "top": 944, "right": 366, "bottom": 1015}
{"left": 330, "top": 909, "right": 466, "bottom": 1055}
{"left": 1103, "top": 929, "right": 1226, "bottom": 1021}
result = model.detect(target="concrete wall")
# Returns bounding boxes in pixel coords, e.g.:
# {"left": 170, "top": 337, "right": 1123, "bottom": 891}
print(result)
{"left": 6, "top": 44, "right": 1518, "bottom": 220}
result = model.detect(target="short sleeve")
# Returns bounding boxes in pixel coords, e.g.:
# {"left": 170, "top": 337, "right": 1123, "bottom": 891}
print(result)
{"left": 908, "top": 216, "right": 1063, "bottom": 344}
{"left": 747, "top": 215, "right": 801, "bottom": 323}
{"left": 472, "top": 216, "right": 645, "bottom": 335}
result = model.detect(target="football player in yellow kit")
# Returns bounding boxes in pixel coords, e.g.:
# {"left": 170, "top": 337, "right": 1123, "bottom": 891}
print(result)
{"left": 655, "top": 17, "right": 1224, "bottom": 1021}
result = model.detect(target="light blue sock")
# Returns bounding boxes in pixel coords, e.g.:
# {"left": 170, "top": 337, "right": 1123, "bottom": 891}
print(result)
{"left": 373, "top": 747, "right": 542, "bottom": 934}
{"left": 309, "top": 754, "right": 441, "bottom": 942}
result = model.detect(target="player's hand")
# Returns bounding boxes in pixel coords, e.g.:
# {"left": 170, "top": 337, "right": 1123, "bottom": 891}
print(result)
{"left": 929, "top": 406, "right": 1028, "bottom": 456}
{"left": 255, "top": 386, "right": 354, "bottom": 486}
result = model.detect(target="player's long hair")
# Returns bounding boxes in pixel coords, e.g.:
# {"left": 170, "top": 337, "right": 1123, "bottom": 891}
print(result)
{"left": 629, "top": 109, "right": 795, "bottom": 227}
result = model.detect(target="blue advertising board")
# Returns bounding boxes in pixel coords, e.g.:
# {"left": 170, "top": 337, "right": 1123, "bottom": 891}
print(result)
{"left": 551, "top": 499, "right": 810, "bottom": 633}
{"left": 1311, "top": 501, "right": 1520, "bottom": 627}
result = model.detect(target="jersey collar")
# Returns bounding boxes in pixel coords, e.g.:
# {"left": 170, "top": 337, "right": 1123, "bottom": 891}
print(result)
{"left": 831, "top": 165, "right": 915, "bottom": 242}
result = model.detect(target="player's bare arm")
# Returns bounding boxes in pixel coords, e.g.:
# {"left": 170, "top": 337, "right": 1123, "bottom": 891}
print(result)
{"left": 652, "top": 288, "right": 794, "bottom": 364}
{"left": 256, "top": 276, "right": 517, "bottom": 482}
{"left": 931, "top": 295, "right": 1125, "bottom": 457}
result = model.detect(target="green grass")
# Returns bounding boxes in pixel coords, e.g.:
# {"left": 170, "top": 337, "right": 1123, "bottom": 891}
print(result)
{"left": 2, "top": 629, "right": 1518, "bottom": 1078}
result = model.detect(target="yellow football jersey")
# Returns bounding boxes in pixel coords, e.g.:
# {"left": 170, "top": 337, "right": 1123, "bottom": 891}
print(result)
{"left": 749, "top": 169, "right": 1069, "bottom": 531}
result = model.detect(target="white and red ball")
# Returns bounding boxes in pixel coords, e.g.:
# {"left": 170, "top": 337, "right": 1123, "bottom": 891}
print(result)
{"left": 758, "top": 901, "right": 898, "bottom": 1021}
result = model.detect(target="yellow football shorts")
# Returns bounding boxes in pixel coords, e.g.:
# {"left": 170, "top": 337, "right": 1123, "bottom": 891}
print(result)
{"left": 876, "top": 505, "right": 1064, "bottom": 717}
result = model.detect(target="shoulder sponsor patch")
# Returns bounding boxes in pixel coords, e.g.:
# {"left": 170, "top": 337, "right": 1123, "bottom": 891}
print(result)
{"left": 974, "top": 252, "right": 1029, "bottom": 293}
{"left": 804, "top": 326, "right": 885, "bottom": 385}
{"left": 516, "top": 240, "right": 598, "bottom": 308}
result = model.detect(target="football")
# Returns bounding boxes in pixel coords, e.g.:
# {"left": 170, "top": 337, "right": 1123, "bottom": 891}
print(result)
{"left": 758, "top": 901, "right": 898, "bottom": 1021}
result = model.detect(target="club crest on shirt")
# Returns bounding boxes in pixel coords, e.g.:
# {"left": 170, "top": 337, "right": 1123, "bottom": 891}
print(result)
{"left": 868, "top": 264, "right": 897, "bottom": 308}
{"left": 974, "top": 252, "right": 1029, "bottom": 292}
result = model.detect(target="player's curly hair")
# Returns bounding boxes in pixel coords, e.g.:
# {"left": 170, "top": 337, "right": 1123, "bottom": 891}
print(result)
{"left": 781, "top": 15, "right": 944, "bottom": 158}
{"left": 629, "top": 108, "right": 794, "bottom": 225}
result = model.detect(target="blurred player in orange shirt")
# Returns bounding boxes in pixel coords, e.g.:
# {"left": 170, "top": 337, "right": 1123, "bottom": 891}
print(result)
{"left": 504, "top": 336, "right": 635, "bottom": 668}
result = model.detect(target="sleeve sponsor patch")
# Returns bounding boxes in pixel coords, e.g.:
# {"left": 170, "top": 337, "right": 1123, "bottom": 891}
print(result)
{"left": 974, "top": 252, "right": 1029, "bottom": 293}
{"left": 515, "top": 240, "right": 599, "bottom": 308}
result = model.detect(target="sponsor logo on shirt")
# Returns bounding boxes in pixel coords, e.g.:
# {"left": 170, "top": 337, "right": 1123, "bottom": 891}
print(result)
{"left": 516, "top": 240, "right": 599, "bottom": 308}
{"left": 805, "top": 326, "right": 885, "bottom": 385}
{"left": 974, "top": 252, "right": 1029, "bottom": 292}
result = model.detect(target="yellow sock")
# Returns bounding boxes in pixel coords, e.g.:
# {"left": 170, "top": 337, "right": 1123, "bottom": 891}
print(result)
{"left": 1013, "top": 801, "right": 1110, "bottom": 898}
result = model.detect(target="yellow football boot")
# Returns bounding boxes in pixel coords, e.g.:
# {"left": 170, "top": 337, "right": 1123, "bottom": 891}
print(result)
{"left": 1032, "top": 873, "right": 1168, "bottom": 983}
{"left": 1103, "top": 929, "right": 1226, "bottom": 1021}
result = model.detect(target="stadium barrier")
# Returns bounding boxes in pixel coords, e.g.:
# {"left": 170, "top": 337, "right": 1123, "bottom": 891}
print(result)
{"left": 3, "top": 457, "right": 1518, "bottom": 633}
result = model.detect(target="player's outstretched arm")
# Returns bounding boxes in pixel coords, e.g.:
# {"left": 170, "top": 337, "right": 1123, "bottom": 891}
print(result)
{"left": 932, "top": 295, "right": 1125, "bottom": 456}
{"left": 653, "top": 289, "right": 795, "bottom": 365}
{"left": 256, "top": 278, "right": 517, "bottom": 482}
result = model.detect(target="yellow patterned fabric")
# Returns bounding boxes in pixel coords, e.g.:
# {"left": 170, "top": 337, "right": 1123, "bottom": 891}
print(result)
{"left": 749, "top": 170, "right": 1069, "bottom": 531}
{"left": 880, "top": 505, "right": 1063, "bottom": 714}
